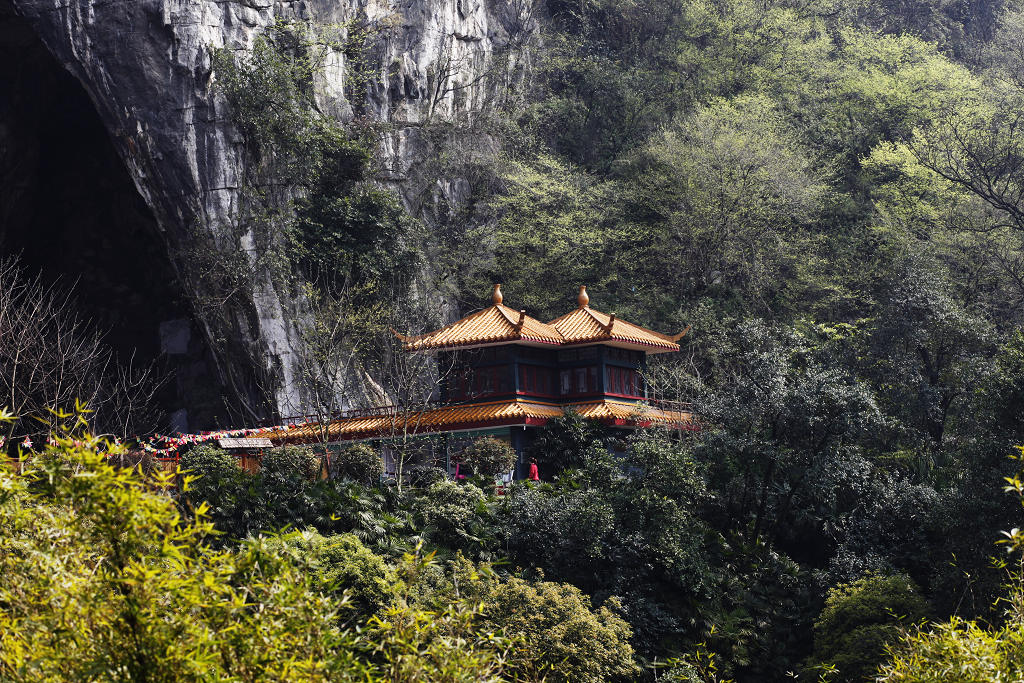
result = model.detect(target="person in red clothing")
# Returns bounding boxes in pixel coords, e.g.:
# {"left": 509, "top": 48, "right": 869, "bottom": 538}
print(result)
{"left": 528, "top": 458, "right": 540, "bottom": 481}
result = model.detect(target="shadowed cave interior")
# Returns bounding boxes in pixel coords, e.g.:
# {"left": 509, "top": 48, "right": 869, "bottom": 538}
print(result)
{"left": 0, "top": 2, "right": 224, "bottom": 432}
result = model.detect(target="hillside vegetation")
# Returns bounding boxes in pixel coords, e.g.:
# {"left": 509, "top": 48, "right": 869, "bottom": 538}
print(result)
{"left": 7, "top": 0, "right": 1024, "bottom": 680}
{"left": 203, "top": 0, "right": 1024, "bottom": 676}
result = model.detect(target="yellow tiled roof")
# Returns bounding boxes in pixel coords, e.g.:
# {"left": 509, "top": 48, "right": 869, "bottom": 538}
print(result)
{"left": 267, "top": 399, "right": 566, "bottom": 443}
{"left": 268, "top": 399, "right": 692, "bottom": 445}
{"left": 571, "top": 399, "right": 693, "bottom": 426}
{"left": 547, "top": 306, "right": 683, "bottom": 353}
{"left": 399, "top": 285, "right": 685, "bottom": 354}
{"left": 400, "top": 304, "right": 564, "bottom": 351}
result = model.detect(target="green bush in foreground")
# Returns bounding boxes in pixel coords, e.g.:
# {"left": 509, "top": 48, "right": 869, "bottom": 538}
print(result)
{"left": 0, "top": 411, "right": 512, "bottom": 682}
{"left": 811, "top": 573, "right": 930, "bottom": 682}
{"left": 458, "top": 437, "right": 517, "bottom": 480}
{"left": 417, "top": 480, "right": 493, "bottom": 554}
{"left": 267, "top": 530, "right": 396, "bottom": 620}
{"left": 875, "top": 448, "right": 1024, "bottom": 682}
{"left": 877, "top": 615, "right": 1024, "bottom": 682}
{"left": 331, "top": 442, "right": 385, "bottom": 485}
{"left": 0, "top": 417, "right": 361, "bottom": 682}
{"left": 485, "top": 577, "right": 641, "bottom": 683}
{"left": 400, "top": 552, "right": 642, "bottom": 683}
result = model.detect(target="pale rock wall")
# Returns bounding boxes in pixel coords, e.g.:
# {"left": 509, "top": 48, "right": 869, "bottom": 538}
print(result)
{"left": 7, "top": 0, "right": 526, "bottom": 418}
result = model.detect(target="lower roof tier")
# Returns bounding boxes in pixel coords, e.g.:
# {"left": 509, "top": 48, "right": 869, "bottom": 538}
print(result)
{"left": 266, "top": 398, "right": 695, "bottom": 445}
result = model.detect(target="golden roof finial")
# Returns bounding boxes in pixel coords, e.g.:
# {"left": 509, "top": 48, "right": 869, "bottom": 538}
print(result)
{"left": 577, "top": 285, "right": 589, "bottom": 309}
{"left": 492, "top": 284, "right": 503, "bottom": 305}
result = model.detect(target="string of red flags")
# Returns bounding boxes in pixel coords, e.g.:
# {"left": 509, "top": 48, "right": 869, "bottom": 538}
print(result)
{"left": 138, "top": 421, "right": 311, "bottom": 458}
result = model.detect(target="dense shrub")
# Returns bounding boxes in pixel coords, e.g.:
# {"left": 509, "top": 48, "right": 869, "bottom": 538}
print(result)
{"left": 179, "top": 443, "right": 242, "bottom": 516}
{"left": 262, "top": 444, "right": 321, "bottom": 479}
{"left": 405, "top": 551, "right": 499, "bottom": 607}
{"left": 527, "top": 410, "right": 609, "bottom": 474}
{"left": 180, "top": 442, "right": 239, "bottom": 480}
{"left": 0, "top": 420, "right": 364, "bottom": 681}
{"left": 0, "top": 415, "right": 522, "bottom": 682}
{"left": 417, "top": 480, "right": 493, "bottom": 554}
{"left": 498, "top": 435, "right": 713, "bottom": 653}
{"left": 497, "top": 484, "right": 616, "bottom": 589}
{"left": 405, "top": 463, "right": 448, "bottom": 488}
{"left": 331, "top": 442, "right": 384, "bottom": 485}
{"left": 811, "top": 574, "right": 931, "bottom": 682}
{"left": 399, "top": 551, "right": 640, "bottom": 682}
{"left": 179, "top": 443, "right": 323, "bottom": 538}
{"left": 457, "top": 437, "right": 516, "bottom": 479}
{"left": 484, "top": 578, "right": 641, "bottom": 682}
{"left": 877, "top": 616, "right": 1024, "bottom": 682}
{"left": 270, "top": 530, "right": 396, "bottom": 619}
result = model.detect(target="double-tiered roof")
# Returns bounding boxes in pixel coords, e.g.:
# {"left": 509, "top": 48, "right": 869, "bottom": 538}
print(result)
{"left": 397, "top": 284, "right": 687, "bottom": 354}
{"left": 269, "top": 285, "right": 693, "bottom": 450}
{"left": 548, "top": 286, "right": 686, "bottom": 353}
{"left": 398, "top": 285, "right": 563, "bottom": 350}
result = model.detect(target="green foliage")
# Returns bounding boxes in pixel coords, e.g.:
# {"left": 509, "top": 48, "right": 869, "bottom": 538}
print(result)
{"left": 480, "top": 155, "right": 616, "bottom": 319}
{"left": 263, "top": 443, "right": 321, "bottom": 479}
{"left": 497, "top": 483, "right": 616, "bottom": 584}
{"left": 212, "top": 21, "right": 417, "bottom": 313}
{"left": 484, "top": 578, "right": 641, "bottom": 682}
{"left": 179, "top": 442, "right": 414, "bottom": 549}
{"left": 872, "top": 451, "right": 1024, "bottom": 681}
{"left": 268, "top": 530, "right": 396, "bottom": 620}
{"left": 629, "top": 94, "right": 825, "bottom": 307}
{"left": 704, "top": 543, "right": 819, "bottom": 679}
{"left": 694, "top": 319, "right": 883, "bottom": 551}
{"left": 660, "top": 646, "right": 734, "bottom": 683}
{"left": 212, "top": 24, "right": 320, "bottom": 164}
{"left": 526, "top": 410, "right": 609, "bottom": 474}
{"left": 363, "top": 549, "right": 515, "bottom": 683}
{"left": 499, "top": 434, "right": 712, "bottom": 653}
{"left": 877, "top": 616, "right": 1024, "bottom": 682}
{"left": 975, "top": 331, "right": 1024, "bottom": 439}
{"left": 457, "top": 437, "right": 517, "bottom": 480}
{"left": 180, "top": 442, "right": 243, "bottom": 514}
{"left": 365, "top": 600, "right": 512, "bottom": 683}
{"left": 406, "top": 463, "right": 448, "bottom": 488}
{"left": 416, "top": 480, "right": 494, "bottom": 555}
{"left": 332, "top": 442, "right": 385, "bottom": 485}
{"left": 811, "top": 574, "right": 931, "bottom": 682}
{"left": 0, "top": 413, "right": 365, "bottom": 681}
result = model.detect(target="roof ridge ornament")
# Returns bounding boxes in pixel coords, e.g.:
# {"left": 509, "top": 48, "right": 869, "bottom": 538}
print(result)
{"left": 577, "top": 285, "right": 589, "bottom": 309}
{"left": 492, "top": 284, "right": 503, "bottom": 305}
{"left": 604, "top": 313, "right": 616, "bottom": 334}
{"left": 517, "top": 309, "right": 526, "bottom": 330}
{"left": 669, "top": 325, "right": 692, "bottom": 342}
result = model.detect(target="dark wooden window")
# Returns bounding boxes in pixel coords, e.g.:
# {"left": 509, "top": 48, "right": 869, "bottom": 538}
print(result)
{"left": 518, "top": 364, "right": 556, "bottom": 396}
{"left": 607, "top": 366, "right": 641, "bottom": 397}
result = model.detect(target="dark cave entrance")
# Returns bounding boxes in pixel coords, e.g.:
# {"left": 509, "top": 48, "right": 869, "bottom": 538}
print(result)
{"left": 0, "top": 3, "right": 220, "bottom": 433}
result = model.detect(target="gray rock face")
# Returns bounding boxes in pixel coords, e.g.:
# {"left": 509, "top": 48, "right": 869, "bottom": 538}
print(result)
{"left": 5, "top": 0, "right": 529, "bottom": 420}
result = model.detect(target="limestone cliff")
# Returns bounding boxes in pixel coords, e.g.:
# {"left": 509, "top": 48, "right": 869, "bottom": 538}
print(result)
{"left": 4, "top": 0, "right": 531, "bottom": 423}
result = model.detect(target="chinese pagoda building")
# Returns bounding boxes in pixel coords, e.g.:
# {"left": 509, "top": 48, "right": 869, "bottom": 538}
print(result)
{"left": 267, "top": 285, "right": 693, "bottom": 477}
